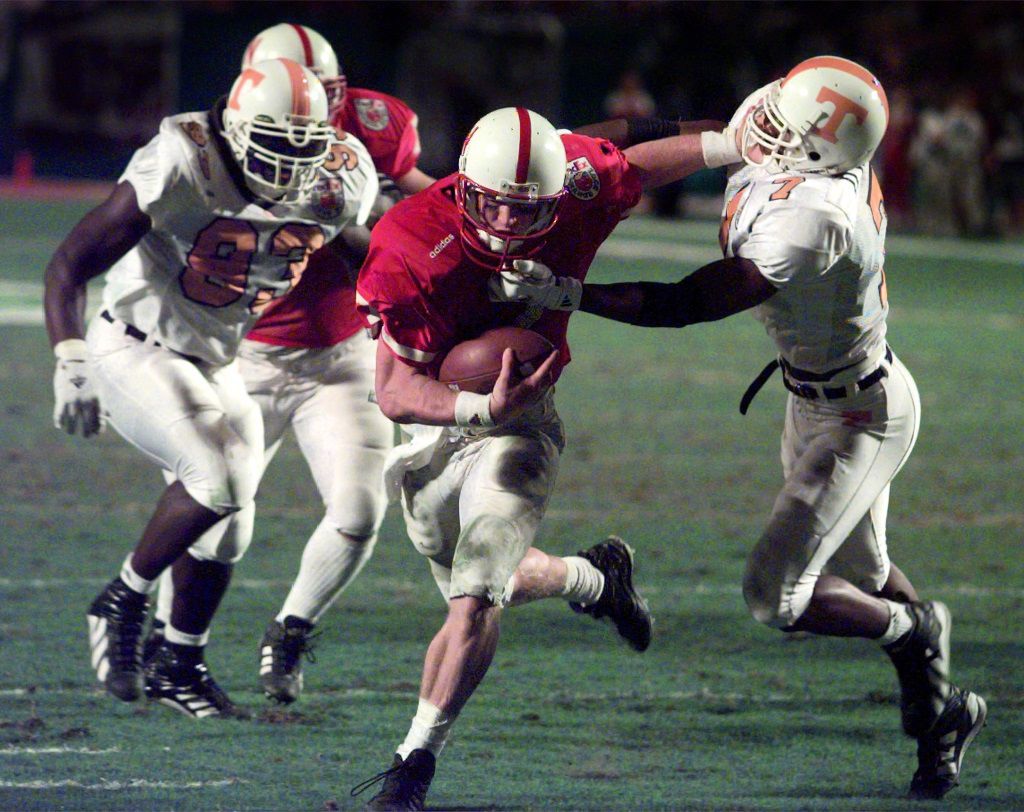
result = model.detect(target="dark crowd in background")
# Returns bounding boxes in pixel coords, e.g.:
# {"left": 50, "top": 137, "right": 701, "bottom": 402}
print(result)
{"left": 1, "top": 0, "right": 1022, "bottom": 238}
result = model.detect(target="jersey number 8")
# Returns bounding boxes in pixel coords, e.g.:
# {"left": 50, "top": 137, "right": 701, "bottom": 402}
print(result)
{"left": 180, "top": 217, "right": 325, "bottom": 312}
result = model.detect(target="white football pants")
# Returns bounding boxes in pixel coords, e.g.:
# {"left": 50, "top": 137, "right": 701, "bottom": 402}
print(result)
{"left": 399, "top": 395, "right": 565, "bottom": 606}
{"left": 86, "top": 313, "right": 263, "bottom": 520}
{"left": 156, "top": 331, "right": 393, "bottom": 569}
{"left": 743, "top": 352, "right": 921, "bottom": 627}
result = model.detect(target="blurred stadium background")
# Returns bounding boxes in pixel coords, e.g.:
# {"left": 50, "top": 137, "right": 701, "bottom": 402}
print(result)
{"left": 1, "top": 0, "right": 1023, "bottom": 236}
{"left": 0, "top": 2, "right": 1022, "bottom": 811}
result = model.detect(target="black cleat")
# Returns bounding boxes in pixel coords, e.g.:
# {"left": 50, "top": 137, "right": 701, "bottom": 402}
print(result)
{"left": 142, "top": 618, "right": 166, "bottom": 664}
{"left": 570, "top": 536, "right": 653, "bottom": 652}
{"left": 909, "top": 687, "right": 987, "bottom": 800}
{"left": 351, "top": 749, "right": 436, "bottom": 811}
{"left": 258, "top": 616, "right": 319, "bottom": 704}
{"left": 884, "top": 600, "right": 952, "bottom": 736}
{"left": 145, "top": 642, "right": 249, "bottom": 719}
{"left": 87, "top": 577, "right": 148, "bottom": 701}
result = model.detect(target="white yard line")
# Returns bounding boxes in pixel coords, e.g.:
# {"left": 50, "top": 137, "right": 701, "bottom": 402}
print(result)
{"left": 0, "top": 684, "right": 1013, "bottom": 709}
{"left": 0, "top": 746, "right": 119, "bottom": 755}
{"left": 0, "top": 777, "right": 244, "bottom": 790}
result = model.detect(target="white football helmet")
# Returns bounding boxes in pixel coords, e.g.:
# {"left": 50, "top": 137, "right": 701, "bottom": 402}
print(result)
{"left": 456, "top": 107, "right": 568, "bottom": 267}
{"left": 742, "top": 56, "right": 889, "bottom": 174}
{"left": 242, "top": 23, "right": 347, "bottom": 117}
{"left": 222, "top": 57, "right": 334, "bottom": 203}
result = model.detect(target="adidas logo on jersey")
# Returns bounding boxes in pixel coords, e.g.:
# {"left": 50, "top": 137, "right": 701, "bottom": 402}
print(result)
{"left": 429, "top": 234, "right": 455, "bottom": 259}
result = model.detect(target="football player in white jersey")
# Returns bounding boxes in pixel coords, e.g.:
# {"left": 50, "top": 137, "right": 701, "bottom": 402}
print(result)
{"left": 492, "top": 56, "right": 986, "bottom": 801}
{"left": 140, "top": 22, "right": 431, "bottom": 708}
{"left": 44, "top": 57, "right": 378, "bottom": 718}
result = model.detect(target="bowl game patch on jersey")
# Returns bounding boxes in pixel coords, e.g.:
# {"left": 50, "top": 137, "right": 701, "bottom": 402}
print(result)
{"left": 312, "top": 176, "right": 345, "bottom": 220}
{"left": 355, "top": 98, "right": 389, "bottom": 131}
{"left": 567, "top": 157, "right": 600, "bottom": 200}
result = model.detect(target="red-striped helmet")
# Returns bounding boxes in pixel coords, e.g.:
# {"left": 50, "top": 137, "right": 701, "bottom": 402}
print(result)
{"left": 742, "top": 56, "right": 889, "bottom": 174}
{"left": 456, "top": 107, "right": 568, "bottom": 267}
{"left": 242, "top": 23, "right": 347, "bottom": 118}
{"left": 222, "top": 58, "right": 333, "bottom": 202}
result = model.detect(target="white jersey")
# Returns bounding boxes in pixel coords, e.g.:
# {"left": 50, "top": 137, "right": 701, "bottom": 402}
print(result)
{"left": 102, "top": 108, "right": 378, "bottom": 365}
{"left": 720, "top": 86, "right": 888, "bottom": 376}
{"left": 720, "top": 161, "right": 888, "bottom": 374}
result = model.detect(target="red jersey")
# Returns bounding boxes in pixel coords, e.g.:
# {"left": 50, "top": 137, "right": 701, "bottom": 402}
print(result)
{"left": 246, "top": 88, "right": 422, "bottom": 348}
{"left": 356, "top": 133, "right": 641, "bottom": 381}
{"left": 336, "top": 87, "right": 422, "bottom": 181}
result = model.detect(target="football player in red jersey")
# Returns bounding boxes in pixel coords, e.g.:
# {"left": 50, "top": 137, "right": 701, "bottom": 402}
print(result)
{"left": 144, "top": 23, "right": 439, "bottom": 706}
{"left": 244, "top": 22, "right": 433, "bottom": 195}
{"left": 351, "top": 107, "right": 740, "bottom": 810}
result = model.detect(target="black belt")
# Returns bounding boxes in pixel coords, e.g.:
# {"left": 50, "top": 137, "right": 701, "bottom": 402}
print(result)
{"left": 100, "top": 310, "right": 204, "bottom": 365}
{"left": 739, "top": 347, "right": 892, "bottom": 414}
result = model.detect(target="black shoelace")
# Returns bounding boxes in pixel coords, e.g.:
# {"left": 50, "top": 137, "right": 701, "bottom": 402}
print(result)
{"left": 278, "top": 627, "right": 321, "bottom": 671}
{"left": 349, "top": 761, "right": 400, "bottom": 798}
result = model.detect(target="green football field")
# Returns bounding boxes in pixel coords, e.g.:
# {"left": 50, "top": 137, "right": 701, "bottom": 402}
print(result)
{"left": 1, "top": 197, "right": 1021, "bottom": 811}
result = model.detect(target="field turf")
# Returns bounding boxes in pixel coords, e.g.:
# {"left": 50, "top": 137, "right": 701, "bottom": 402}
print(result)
{"left": 0, "top": 197, "right": 1021, "bottom": 811}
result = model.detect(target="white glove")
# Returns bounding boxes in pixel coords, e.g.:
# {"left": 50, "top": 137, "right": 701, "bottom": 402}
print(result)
{"left": 53, "top": 339, "right": 104, "bottom": 438}
{"left": 487, "top": 259, "right": 582, "bottom": 311}
{"left": 700, "top": 126, "right": 743, "bottom": 168}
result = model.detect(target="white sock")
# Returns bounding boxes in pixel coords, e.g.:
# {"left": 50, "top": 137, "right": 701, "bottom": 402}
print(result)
{"left": 561, "top": 556, "right": 605, "bottom": 606}
{"left": 120, "top": 555, "right": 156, "bottom": 595}
{"left": 277, "top": 519, "right": 376, "bottom": 624}
{"left": 155, "top": 569, "right": 174, "bottom": 626}
{"left": 877, "top": 599, "right": 915, "bottom": 645}
{"left": 397, "top": 698, "right": 456, "bottom": 759}
{"left": 164, "top": 624, "right": 210, "bottom": 647}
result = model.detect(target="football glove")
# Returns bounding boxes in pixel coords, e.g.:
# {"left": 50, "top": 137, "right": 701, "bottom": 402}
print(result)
{"left": 53, "top": 339, "right": 104, "bottom": 438}
{"left": 488, "top": 260, "right": 582, "bottom": 311}
{"left": 700, "top": 125, "right": 742, "bottom": 168}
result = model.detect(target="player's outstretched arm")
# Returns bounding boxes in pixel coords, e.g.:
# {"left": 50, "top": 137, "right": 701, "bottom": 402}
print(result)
{"left": 491, "top": 256, "right": 774, "bottom": 325}
{"left": 623, "top": 126, "right": 742, "bottom": 191}
{"left": 579, "top": 257, "right": 776, "bottom": 327}
{"left": 572, "top": 118, "right": 726, "bottom": 149}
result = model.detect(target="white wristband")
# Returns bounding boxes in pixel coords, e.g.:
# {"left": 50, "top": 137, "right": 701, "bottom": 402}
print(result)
{"left": 454, "top": 391, "right": 495, "bottom": 429}
{"left": 701, "top": 128, "right": 742, "bottom": 169}
{"left": 54, "top": 338, "right": 88, "bottom": 361}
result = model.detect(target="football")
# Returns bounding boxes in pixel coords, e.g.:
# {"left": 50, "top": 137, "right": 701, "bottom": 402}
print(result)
{"left": 438, "top": 327, "right": 555, "bottom": 394}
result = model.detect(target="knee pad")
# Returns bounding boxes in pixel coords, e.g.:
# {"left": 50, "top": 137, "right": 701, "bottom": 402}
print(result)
{"left": 175, "top": 412, "right": 262, "bottom": 515}
{"left": 326, "top": 482, "right": 386, "bottom": 539}
{"left": 448, "top": 515, "right": 528, "bottom": 607}
{"left": 188, "top": 502, "right": 255, "bottom": 564}
{"left": 742, "top": 555, "right": 811, "bottom": 629}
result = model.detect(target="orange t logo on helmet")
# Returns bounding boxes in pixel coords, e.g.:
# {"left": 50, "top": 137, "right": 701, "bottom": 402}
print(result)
{"left": 813, "top": 87, "right": 869, "bottom": 144}
{"left": 228, "top": 68, "right": 265, "bottom": 111}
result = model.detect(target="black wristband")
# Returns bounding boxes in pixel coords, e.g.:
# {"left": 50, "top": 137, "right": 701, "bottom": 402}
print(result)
{"left": 625, "top": 118, "right": 681, "bottom": 145}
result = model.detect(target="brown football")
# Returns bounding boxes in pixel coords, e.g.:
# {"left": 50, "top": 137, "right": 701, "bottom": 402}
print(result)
{"left": 438, "top": 327, "right": 555, "bottom": 394}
